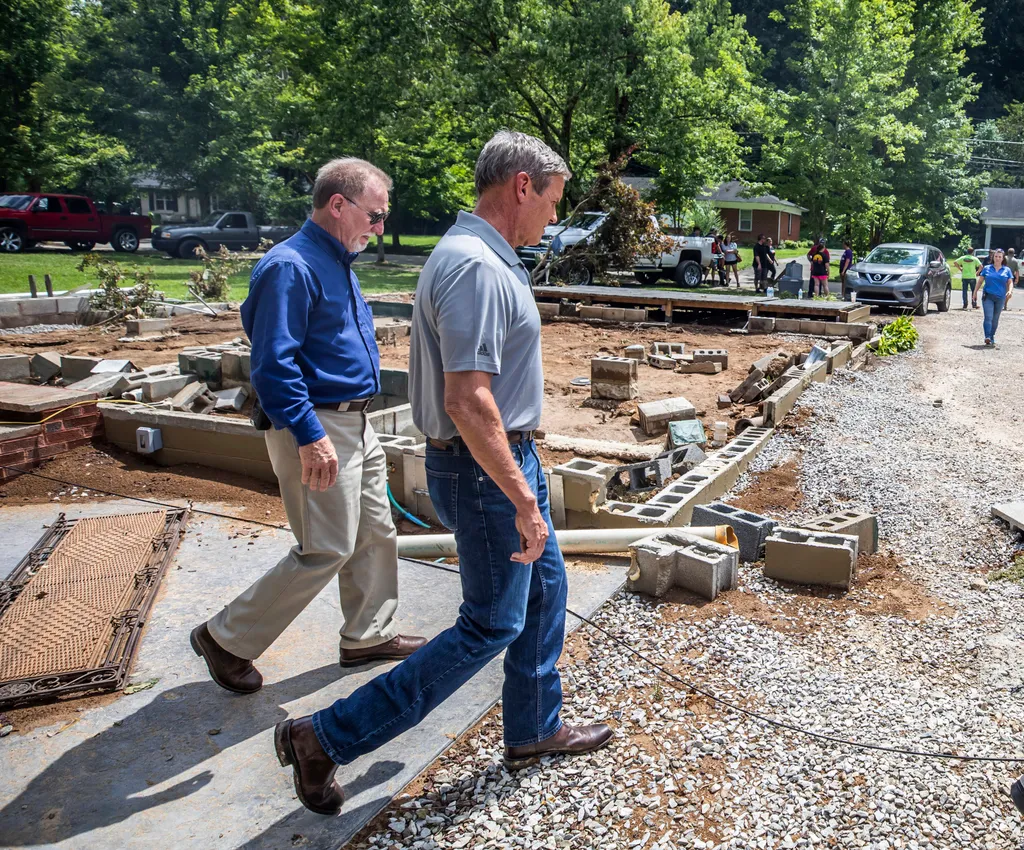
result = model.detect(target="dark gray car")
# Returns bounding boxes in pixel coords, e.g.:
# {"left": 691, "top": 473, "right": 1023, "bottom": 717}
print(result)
{"left": 843, "top": 242, "right": 952, "bottom": 315}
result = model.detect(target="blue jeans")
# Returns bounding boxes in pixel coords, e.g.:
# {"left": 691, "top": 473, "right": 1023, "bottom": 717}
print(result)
{"left": 311, "top": 438, "right": 567, "bottom": 761}
{"left": 982, "top": 292, "right": 1006, "bottom": 342}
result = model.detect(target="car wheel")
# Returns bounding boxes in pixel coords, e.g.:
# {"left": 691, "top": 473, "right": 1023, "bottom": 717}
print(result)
{"left": 937, "top": 284, "right": 951, "bottom": 313}
{"left": 636, "top": 272, "right": 660, "bottom": 286}
{"left": 178, "top": 238, "right": 205, "bottom": 260}
{"left": 566, "top": 264, "right": 594, "bottom": 286}
{"left": 112, "top": 229, "right": 139, "bottom": 252}
{"left": 674, "top": 260, "right": 702, "bottom": 287}
{"left": 65, "top": 241, "right": 96, "bottom": 252}
{"left": 915, "top": 285, "right": 930, "bottom": 316}
{"left": 0, "top": 227, "right": 24, "bottom": 253}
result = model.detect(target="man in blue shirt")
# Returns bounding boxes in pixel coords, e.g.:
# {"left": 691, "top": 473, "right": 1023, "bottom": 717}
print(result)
{"left": 190, "top": 158, "right": 425, "bottom": 694}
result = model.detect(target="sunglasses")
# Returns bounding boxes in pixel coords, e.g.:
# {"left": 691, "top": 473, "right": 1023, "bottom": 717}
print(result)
{"left": 342, "top": 194, "right": 389, "bottom": 226}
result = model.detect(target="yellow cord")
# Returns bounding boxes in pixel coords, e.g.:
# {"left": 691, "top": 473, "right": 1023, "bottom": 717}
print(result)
{"left": 0, "top": 397, "right": 157, "bottom": 427}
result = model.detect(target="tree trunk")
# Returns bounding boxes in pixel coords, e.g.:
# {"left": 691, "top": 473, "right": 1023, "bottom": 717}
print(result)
{"left": 376, "top": 234, "right": 386, "bottom": 264}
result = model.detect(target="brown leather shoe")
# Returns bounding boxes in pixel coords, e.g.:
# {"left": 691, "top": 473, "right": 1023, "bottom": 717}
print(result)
{"left": 503, "top": 722, "right": 613, "bottom": 771}
{"left": 274, "top": 717, "right": 344, "bottom": 816}
{"left": 190, "top": 622, "right": 263, "bottom": 694}
{"left": 339, "top": 634, "right": 427, "bottom": 667}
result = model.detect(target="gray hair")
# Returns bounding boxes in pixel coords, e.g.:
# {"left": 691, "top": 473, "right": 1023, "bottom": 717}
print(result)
{"left": 312, "top": 157, "right": 393, "bottom": 209}
{"left": 474, "top": 130, "right": 571, "bottom": 196}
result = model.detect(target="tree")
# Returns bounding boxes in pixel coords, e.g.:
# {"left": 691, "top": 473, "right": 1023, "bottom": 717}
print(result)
{"left": 963, "top": 0, "right": 1024, "bottom": 122}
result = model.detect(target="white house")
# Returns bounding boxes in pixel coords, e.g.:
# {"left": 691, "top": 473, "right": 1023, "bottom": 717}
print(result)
{"left": 133, "top": 176, "right": 213, "bottom": 223}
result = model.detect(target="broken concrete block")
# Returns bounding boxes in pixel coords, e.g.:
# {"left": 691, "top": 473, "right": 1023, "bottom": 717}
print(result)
{"left": 627, "top": 531, "right": 739, "bottom": 600}
{"left": 141, "top": 374, "right": 196, "bottom": 402}
{"left": 611, "top": 456, "right": 673, "bottom": 492}
{"left": 170, "top": 381, "right": 209, "bottom": 411}
{"left": 764, "top": 527, "right": 859, "bottom": 590}
{"left": 30, "top": 351, "right": 63, "bottom": 381}
{"left": 651, "top": 341, "right": 685, "bottom": 357}
{"left": 717, "top": 394, "right": 732, "bottom": 409}
{"left": 692, "top": 502, "right": 778, "bottom": 563}
{"left": 213, "top": 386, "right": 249, "bottom": 411}
{"left": 746, "top": 316, "right": 776, "bottom": 333}
{"left": 126, "top": 317, "right": 172, "bottom": 336}
{"left": 121, "top": 388, "right": 144, "bottom": 401}
{"left": 221, "top": 350, "right": 250, "bottom": 382}
{"left": 178, "top": 349, "right": 207, "bottom": 374}
{"left": 729, "top": 367, "right": 765, "bottom": 403}
{"left": 546, "top": 468, "right": 567, "bottom": 530}
{"left": 65, "top": 372, "right": 123, "bottom": 396}
{"left": 692, "top": 349, "right": 729, "bottom": 369}
{"left": 598, "top": 500, "right": 684, "bottom": 529}
{"left": 676, "top": 361, "right": 722, "bottom": 375}
{"left": 591, "top": 356, "right": 639, "bottom": 401}
{"left": 193, "top": 353, "right": 223, "bottom": 385}
{"left": 800, "top": 510, "right": 878, "bottom": 555}
{"left": 536, "top": 302, "right": 559, "bottom": 318}
{"left": 761, "top": 379, "right": 802, "bottom": 427}
{"left": 662, "top": 443, "right": 707, "bottom": 471}
{"left": 623, "top": 344, "right": 647, "bottom": 363}
{"left": 847, "top": 322, "right": 877, "bottom": 342}
{"left": 60, "top": 355, "right": 102, "bottom": 383}
{"left": 648, "top": 354, "right": 676, "bottom": 369}
{"left": 91, "top": 359, "right": 135, "bottom": 376}
{"left": 638, "top": 396, "right": 696, "bottom": 436}
{"left": 0, "top": 354, "right": 30, "bottom": 382}
{"left": 551, "top": 458, "right": 618, "bottom": 513}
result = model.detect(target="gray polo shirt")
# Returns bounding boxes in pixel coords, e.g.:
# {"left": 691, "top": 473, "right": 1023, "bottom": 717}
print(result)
{"left": 410, "top": 211, "right": 543, "bottom": 440}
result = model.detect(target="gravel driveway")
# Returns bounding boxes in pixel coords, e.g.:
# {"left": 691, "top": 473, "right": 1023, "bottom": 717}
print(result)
{"left": 352, "top": 307, "right": 1024, "bottom": 850}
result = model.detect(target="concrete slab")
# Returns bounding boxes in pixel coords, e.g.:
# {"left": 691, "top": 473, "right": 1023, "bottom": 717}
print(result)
{"left": 0, "top": 500, "right": 626, "bottom": 849}
{"left": 991, "top": 502, "right": 1024, "bottom": 534}
{"left": 0, "top": 381, "right": 98, "bottom": 414}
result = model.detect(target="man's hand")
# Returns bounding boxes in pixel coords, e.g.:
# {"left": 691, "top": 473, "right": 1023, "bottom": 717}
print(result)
{"left": 513, "top": 498, "right": 549, "bottom": 564}
{"left": 298, "top": 435, "right": 338, "bottom": 492}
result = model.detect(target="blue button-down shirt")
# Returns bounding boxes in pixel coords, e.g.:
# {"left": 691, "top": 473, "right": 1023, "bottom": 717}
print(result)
{"left": 241, "top": 219, "right": 380, "bottom": 445}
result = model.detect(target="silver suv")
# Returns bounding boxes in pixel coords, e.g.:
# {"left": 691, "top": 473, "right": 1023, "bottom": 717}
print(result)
{"left": 844, "top": 243, "right": 952, "bottom": 315}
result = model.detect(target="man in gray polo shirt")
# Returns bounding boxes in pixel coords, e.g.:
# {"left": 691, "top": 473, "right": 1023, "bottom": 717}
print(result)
{"left": 271, "top": 131, "right": 612, "bottom": 816}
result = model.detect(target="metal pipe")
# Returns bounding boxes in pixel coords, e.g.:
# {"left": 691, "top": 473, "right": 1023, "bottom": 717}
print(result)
{"left": 396, "top": 525, "right": 738, "bottom": 558}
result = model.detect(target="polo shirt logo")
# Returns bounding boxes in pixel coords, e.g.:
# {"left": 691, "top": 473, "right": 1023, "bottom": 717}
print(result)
{"left": 477, "top": 342, "right": 490, "bottom": 356}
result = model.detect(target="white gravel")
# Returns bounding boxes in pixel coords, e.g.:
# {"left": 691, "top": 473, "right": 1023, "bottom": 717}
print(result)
{"left": 0, "top": 323, "right": 84, "bottom": 335}
{"left": 352, "top": 320, "right": 1024, "bottom": 850}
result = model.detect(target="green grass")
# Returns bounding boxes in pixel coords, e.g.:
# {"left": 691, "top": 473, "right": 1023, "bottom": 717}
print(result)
{"left": 989, "top": 554, "right": 1024, "bottom": 585}
{"left": 380, "top": 234, "right": 441, "bottom": 256}
{"left": 0, "top": 250, "right": 419, "bottom": 302}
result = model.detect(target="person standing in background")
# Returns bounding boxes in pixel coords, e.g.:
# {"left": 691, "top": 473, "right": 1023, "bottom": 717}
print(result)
{"left": 975, "top": 247, "right": 1014, "bottom": 347}
{"left": 807, "top": 238, "right": 831, "bottom": 297}
{"left": 722, "top": 233, "right": 741, "bottom": 287}
{"left": 952, "top": 247, "right": 982, "bottom": 310}
{"left": 839, "top": 241, "right": 854, "bottom": 293}
{"left": 765, "top": 237, "right": 778, "bottom": 282}
{"left": 1005, "top": 248, "right": 1020, "bottom": 286}
{"left": 752, "top": 234, "right": 768, "bottom": 293}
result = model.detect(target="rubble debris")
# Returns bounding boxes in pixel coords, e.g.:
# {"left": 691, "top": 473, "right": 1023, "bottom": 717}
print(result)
{"left": 626, "top": 531, "right": 739, "bottom": 600}
{"left": 638, "top": 396, "right": 696, "bottom": 437}
{"left": 212, "top": 386, "right": 249, "bottom": 411}
{"left": 676, "top": 361, "right": 722, "bottom": 375}
{"left": 648, "top": 353, "right": 676, "bottom": 369}
{"left": 591, "top": 356, "right": 639, "bottom": 401}
{"left": 170, "top": 382, "right": 209, "bottom": 411}
{"left": 30, "top": 351, "right": 62, "bottom": 382}
{"left": 717, "top": 394, "right": 732, "bottom": 409}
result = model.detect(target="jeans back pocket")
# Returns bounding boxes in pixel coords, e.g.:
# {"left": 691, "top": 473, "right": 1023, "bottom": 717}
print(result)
{"left": 425, "top": 468, "right": 459, "bottom": 531}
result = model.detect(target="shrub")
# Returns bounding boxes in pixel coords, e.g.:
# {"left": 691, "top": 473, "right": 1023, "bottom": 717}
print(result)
{"left": 871, "top": 315, "right": 919, "bottom": 356}
{"left": 80, "top": 254, "right": 156, "bottom": 315}
{"left": 188, "top": 238, "right": 272, "bottom": 300}
{"left": 782, "top": 239, "right": 798, "bottom": 249}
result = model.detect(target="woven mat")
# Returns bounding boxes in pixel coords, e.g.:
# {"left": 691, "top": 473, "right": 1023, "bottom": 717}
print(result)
{"left": 0, "top": 512, "right": 166, "bottom": 681}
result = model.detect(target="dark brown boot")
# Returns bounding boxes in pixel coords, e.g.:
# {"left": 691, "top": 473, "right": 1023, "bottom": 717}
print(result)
{"left": 504, "top": 722, "right": 613, "bottom": 771}
{"left": 190, "top": 622, "right": 263, "bottom": 694}
{"left": 339, "top": 634, "right": 427, "bottom": 667}
{"left": 275, "top": 717, "right": 344, "bottom": 816}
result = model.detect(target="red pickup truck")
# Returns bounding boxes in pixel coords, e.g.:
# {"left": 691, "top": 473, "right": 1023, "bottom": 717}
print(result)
{"left": 0, "top": 193, "right": 152, "bottom": 254}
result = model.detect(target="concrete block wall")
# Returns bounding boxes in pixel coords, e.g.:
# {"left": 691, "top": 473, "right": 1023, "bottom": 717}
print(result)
{"left": 0, "top": 293, "right": 98, "bottom": 329}
{"left": 0, "top": 403, "right": 104, "bottom": 482}
{"left": 0, "top": 354, "right": 31, "bottom": 382}
{"left": 552, "top": 458, "right": 619, "bottom": 514}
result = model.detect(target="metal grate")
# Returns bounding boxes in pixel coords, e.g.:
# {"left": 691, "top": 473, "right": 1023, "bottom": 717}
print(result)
{"left": 0, "top": 509, "right": 188, "bottom": 708}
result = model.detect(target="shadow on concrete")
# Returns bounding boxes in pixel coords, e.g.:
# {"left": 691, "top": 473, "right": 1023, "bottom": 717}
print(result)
{"left": 0, "top": 664, "right": 382, "bottom": 847}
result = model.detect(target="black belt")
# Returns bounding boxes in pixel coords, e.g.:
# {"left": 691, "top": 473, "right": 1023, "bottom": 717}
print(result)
{"left": 314, "top": 398, "right": 373, "bottom": 412}
{"left": 427, "top": 430, "right": 536, "bottom": 450}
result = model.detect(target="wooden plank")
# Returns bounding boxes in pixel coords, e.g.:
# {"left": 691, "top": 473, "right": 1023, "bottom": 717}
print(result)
{"left": 532, "top": 284, "right": 767, "bottom": 314}
{"left": 844, "top": 304, "right": 871, "bottom": 323}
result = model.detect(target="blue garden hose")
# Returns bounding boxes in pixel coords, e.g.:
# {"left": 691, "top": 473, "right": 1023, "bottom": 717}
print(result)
{"left": 386, "top": 483, "right": 431, "bottom": 529}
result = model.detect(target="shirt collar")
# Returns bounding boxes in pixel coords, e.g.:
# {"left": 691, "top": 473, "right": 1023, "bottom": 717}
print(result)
{"left": 454, "top": 211, "right": 525, "bottom": 269}
{"left": 301, "top": 218, "right": 360, "bottom": 266}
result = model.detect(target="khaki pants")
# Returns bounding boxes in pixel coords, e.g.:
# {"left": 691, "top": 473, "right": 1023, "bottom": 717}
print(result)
{"left": 208, "top": 410, "right": 399, "bottom": 659}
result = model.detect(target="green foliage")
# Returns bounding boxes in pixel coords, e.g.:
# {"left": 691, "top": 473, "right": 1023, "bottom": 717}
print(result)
{"left": 682, "top": 201, "right": 726, "bottom": 236}
{"left": 187, "top": 242, "right": 267, "bottom": 301}
{"left": 78, "top": 254, "right": 155, "bottom": 315}
{"left": 871, "top": 315, "right": 919, "bottom": 356}
{"left": 989, "top": 553, "right": 1024, "bottom": 585}
{"left": 782, "top": 239, "right": 798, "bottom": 249}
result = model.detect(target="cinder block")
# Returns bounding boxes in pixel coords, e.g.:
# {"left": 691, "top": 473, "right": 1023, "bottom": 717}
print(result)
{"left": 692, "top": 502, "right": 778, "bottom": 562}
{"left": 610, "top": 456, "right": 673, "bottom": 492}
{"left": 627, "top": 531, "right": 739, "bottom": 600}
{"left": 746, "top": 316, "right": 776, "bottom": 333}
{"left": 170, "top": 381, "right": 209, "bottom": 411}
{"left": 799, "top": 320, "right": 827, "bottom": 336}
{"left": 141, "top": 374, "right": 196, "bottom": 402}
{"left": 804, "top": 359, "right": 828, "bottom": 384}
{"left": 579, "top": 305, "right": 605, "bottom": 320}
{"left": 648, "top": 354, "right": 676, "bottom": 369}
{"left": 846, "top": 322, "right": 877, "bottom": 342}
{"left": 551, "top": 458, "right": 618, "bottom": 513}
{"left": 90, "top": 359, "right": 134, "bottom": 375}
{"left": 60, "top": 355, "right": 102, "bottom": 383}
{"left": 400, "top": 445, "right": 438, "bottom": 524}
{"left": 536, "top": 302, "right": 559, "bottom": 318}
{"left": 717, "top": 394, "right": 732, "bottom": 409}
{"left": 591, "top": 356, "right": 639, "bottom": 401}
{"left": 764, "top": 527, "right": 859, "bottom": 590}
{"left": 824, "top": 321, "right": 852, "bottom": 337}
{"left": 647, "top": 480, "right": 704, "bottom": 525}
{"left": 774, "top": 318, "right": 803, "bottom": 333}
{"left": 546, "top": 469, "right": 566, "bottom": 530}
{"left": 30, "top": 351, "right": 62, "bottom": 381}
{"left": 692, "top": 349, "right": 729, "bottom": 369}
{"left": 676, "top": 361, "right": 722, "bottom": 375}
{"left": 623, "top": 344, "right": 647, "bottom": 363}
{"left": 828, "top": 341, "right": 853, "bottom": 372}
{"left": 762, "top": 379, "right": 802, "bottom": 427}
{"left": 213, "top": 386, "right": 249, "bottom": 411}
{"left": 799, "top": 510, "right": 878, "bottom": 555}
{"left": 729, "top": 367, "right": 765, "bottom": 403}
{"left": 651, "top": 342, "right": 685, "bottom": 357}
{"left": 622, "top": 308, "right": 646, "bottom": 322}
{"left": 19, "top": 297, "right": 60, "bottom": 316}
{"left": 65, "top": 372, "right": 123, "bottom": 396}
{"left": 221, "top": 350, "right": 247, "bottom": 381}
{"left": 0, "top": 354, "right": 30, "bottom": 381}
{"left": 597, "top": 500, "right": 683, "bottom": 529}
{"left": 126, "top": 317, "right": 172, "bottom": 335}
{"left": 602, "top": 307, "right": 626, "bottom": 322}
{"left": 193, "top": 353, "right": 223, "bottom": 385}
{"left": 637, "top": 396, "right": 696, "bottom": 436}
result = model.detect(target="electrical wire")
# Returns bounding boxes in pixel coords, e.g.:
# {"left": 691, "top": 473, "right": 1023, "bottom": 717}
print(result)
{"left": 1, "top": 460, "right": 1022, "bottom": 765}
{"left": 0, "top": 398, "right": 158, "bottom": 427}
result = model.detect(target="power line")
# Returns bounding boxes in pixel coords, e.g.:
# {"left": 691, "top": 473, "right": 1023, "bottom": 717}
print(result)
{"left": 1, "top": 461, "right": 1022, "bottom": 765}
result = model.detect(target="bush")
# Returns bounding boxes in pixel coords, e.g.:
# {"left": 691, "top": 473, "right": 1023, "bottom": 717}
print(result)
{"left": 871, "top": 315, "right": 919, "bottom": 356}
{"left": 782, "top": 239, "right": 798, "bottom": 249}
{"left": 80, "top": 254, "right": 156, "bottom": 315}
{"left": 188, "top": 238, "right": 272, "bottom": 300}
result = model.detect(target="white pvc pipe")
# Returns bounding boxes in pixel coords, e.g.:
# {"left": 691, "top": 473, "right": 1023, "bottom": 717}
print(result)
{"left": 396, "top": 526, "right": 736, "bottom": 558}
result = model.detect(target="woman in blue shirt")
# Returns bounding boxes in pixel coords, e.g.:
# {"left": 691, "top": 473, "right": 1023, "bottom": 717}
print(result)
{"left": 975, "top": 248, "right": 1015, "bottom": 346}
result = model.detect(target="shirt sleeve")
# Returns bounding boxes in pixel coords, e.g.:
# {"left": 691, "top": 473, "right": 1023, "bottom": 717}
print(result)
{"left": 432, "top": 259, "right": 512, "bottom": 374}
{"left": 244, "top": 261, "right": 326, "bottom": 446}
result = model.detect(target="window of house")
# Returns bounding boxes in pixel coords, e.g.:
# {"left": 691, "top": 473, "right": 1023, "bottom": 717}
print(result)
{"left": 66, "top": 198, "right": 91, "bottom": 214}
{"left": 787, "top": 213, "right": 792, "bottom": 234}
{"left": 738, "top": 209, "right": 753, "bottom": 231}
{"left": 150, "top": 192, "right": 178, "bottom": 212}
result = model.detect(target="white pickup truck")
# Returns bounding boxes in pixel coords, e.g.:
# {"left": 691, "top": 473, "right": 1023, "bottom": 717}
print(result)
{"left": 517, "top": 211, "right": 714, "bottom": 287}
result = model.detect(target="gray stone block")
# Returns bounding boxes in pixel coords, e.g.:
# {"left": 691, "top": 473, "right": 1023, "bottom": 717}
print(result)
{"left": 141, "top": 374, "right": 196, "bottom": 402}
{"left": 126, "top": 317, "right": 172, "bottom": 335}
{"left": 692, "top": 502, "right": 778, "bottom": 563}
{"left": 60, "top": 355, "right": 102, "bottom": 383}
{"left": 648, "top": 353, "right": 676, "bottom": 369}
{"left": 65, "top": 372, "right": 123, "bottom": 396}
{"left": 170, "top": 382, "right": 209, "bottom": 411}
{"left": 627, "top": 531, "right": 739, "bottom": 600}
{"left": 193, "top": 353, "right": 223, "bottom": 385}
{"left": 799, "top": 509, "right": 878, "bottom": 555}
{"left": 30, "top": 351, "right": 63, "bottom": 381}
{"left": 0, "top": 354, "right": 30, "bottom": 382}
{"left": 764, "top": 527, "right": 859, "bottom": 589}
{"left": 692, "top": 348, "right": 729, "bottom": 369}
{"left": 638, "top": 396, "right": 695, "bottom": 436}
{"left": 213, "top": 386, "right": 249, "bottom": 411}
{"left": 746, "top": 316, "right": 775, "bottom": 333}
